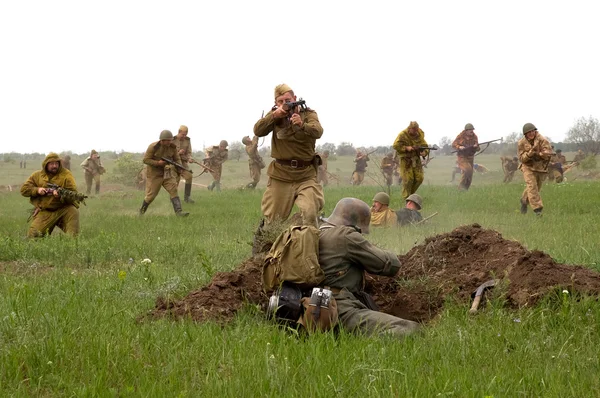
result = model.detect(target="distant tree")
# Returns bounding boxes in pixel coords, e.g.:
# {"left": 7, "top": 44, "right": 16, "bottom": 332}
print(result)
{"left": 336, "top": 142, "right": 356, "bottom": 156}
{"left": 106, "top": 153, "right": 144, "bottom": 187}
{"left": 228, "top": 141, "right": 244, "bottom": 161}
{"left": 566, "top": 116, "right": 600, "bottom": 155}
{"left": 258, "top": 146, "right": 271, "bottom": 158}
{"left": 438, "top": 136, "right": 452, "bottom": 155}
{"left": 316, "top": 142, "right": 336, "bottom": 154}
{"left": 504, "top": 132, "right": 520, "bottom": 144}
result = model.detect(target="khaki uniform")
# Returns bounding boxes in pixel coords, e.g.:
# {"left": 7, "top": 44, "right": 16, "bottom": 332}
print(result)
{"left": 547, "top": 153, "right": 564, "bottom": 183}
{"left": 21, "top": 153, "right": 81, "bottom": 238}
{"left": 517, "top": 133, "right": 552, "bottom": 211}
{"left": 452, "top": 130, "right": 479, "bottom": 190}
{"left": 318, "top": 225, "right": 420, "bottom": 337}
{"left": 573, "top": 150, "right": 586, "bottom": 165}
{"left": 245, "top": 136, "right": 265, "bottom": 187}
{"left": 317, "top": 153, "right": 329, "bottom": 186}
{"left": 370, "top": 207, "right": 397, "bottom": 227}
{"left": 352, "top": 154, "right": 369, "bottom": 185}
{"left": 142, "top": 141, "right": 182, "bottom": 203}
{"left": 396, "top": 208, "right": 422, "bottom": 226}
{"left": 393, "top": 128, "right": 429, "bottom": 199}
{"left": 253, "top": 107, "right": 325, "bottom": 227}
{"left": 173, "top": 135, "right": 193, "bottom": 185}
{"left": 80, "top": 156, "right": 105, "bottom": 194}
{"left": 205, "top": 146, "right": 228, "bottom": 188}
{"left": 501, "top": 157, "right": 519, "bottom": 183}
{"left": 381, "top": 156, "right": 394, "bottom": 187}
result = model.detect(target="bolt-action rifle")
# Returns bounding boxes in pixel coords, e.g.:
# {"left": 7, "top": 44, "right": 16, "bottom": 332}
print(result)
{"left": 188, "top": 158, "right": 215, "bottom": 176}
{"left": 46, "top": 183, "right": 88, "bottom": 204}
{"left": 451, "top": 138, "right": 503, "bottom": 155}
{"left": 161, "top": 157, "right": 192, "bottom": 173}
{"left": 413, "top": 211, "right": 438, "bottom": 226}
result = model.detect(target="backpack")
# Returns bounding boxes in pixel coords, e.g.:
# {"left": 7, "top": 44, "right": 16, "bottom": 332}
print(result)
{"left": 262, "top": 225, "right": 324, "bottom": 293}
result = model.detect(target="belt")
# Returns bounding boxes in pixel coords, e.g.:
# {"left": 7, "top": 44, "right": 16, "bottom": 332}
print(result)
{"left": 275, "top": 158, "right": 312, "bottom": 169}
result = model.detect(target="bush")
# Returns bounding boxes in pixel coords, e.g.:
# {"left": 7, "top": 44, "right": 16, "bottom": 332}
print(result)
{"left": 580, "top": 155, "right": 597, "bottom": 170}
{"left": 107, "top": 154, "right": 144, "bottom": 187}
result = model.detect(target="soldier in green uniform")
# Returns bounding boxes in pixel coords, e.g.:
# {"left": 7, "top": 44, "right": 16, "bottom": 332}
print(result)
{"left": 253, "top": 83, "right": 325, "bottom": 227}
{"left": 393, "top": 121, "right": 430, "bottom": 199}
{"left": 396, "top": 194, "right": 423, "bottom": 226}
{"left": 21, "top": 152, "right": 83, "bottom": 237}
{"left": 173, "top": 125, "right": 195, "bottom": 203}
{"left": 139, "top": 130, "right": 189, "bottom": 217}
{"left": 80, "top": 149, "right": 105, "bottom": 195}
{"left": 243, "top": 135, "right": 265, "bottom": 189}
{"left": 205, "top": 140, "right": 229, "bottom": 191}
{"left": 319, "top": 197, "right": 420, "bottom": 337}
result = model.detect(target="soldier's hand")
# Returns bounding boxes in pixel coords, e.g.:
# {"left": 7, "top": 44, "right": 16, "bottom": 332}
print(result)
{"left": 458, "top": 146, "right": 465, "bottom": 150}
{"left": 178, "top": 149, "right": 185, "bottom": 155}
{"left": 272, "top": 106, "right": 288, "bottom": 119}
{"left": 158, "top": 160, "right": 166, "bottom": 166}
{"left": 52, "top": 190, "right": 60, "bottom": 197}
{"left": 37, "top": 187, "right": 48, "bottom": 195}
{"left": 290, "top": 113, "right": 303, "bottom": 127}
{"left": 405, "top": 146, "right": 414, "bottom": 152}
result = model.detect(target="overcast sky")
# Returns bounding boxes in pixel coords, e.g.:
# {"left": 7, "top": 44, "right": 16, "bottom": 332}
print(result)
{"left": 2, "top": 0, "right": 598, "bottom": 154}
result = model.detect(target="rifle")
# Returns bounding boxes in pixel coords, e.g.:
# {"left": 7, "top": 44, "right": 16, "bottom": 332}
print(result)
{"left": 413, "top": 212, "right": 438, "bottom": 226}
{"left": 282, "top": 98, "right": 307, "bottom": 113}
{"left": 451, "top": 138, "right": 503, "bottom": 154}
{"left": 415, "top": 144, "right": 439, "bottom": 151}
{"left": 47, "top": 183, "right": 88, "bottom": 204}
{"left": 160, "top": 157, "right": 192, "bottom": 173}
{"left": 189, "top": 158, "right": 215, "bottom": 175}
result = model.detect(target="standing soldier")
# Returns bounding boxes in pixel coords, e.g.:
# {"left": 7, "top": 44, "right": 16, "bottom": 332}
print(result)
{"left": 173, "top": 125, "right": 195, "bottom": 203}
{"left": 392, "top": 121, "right": 430, "bottom": 199}
{"left": 573, "top": 149, "right": 586, "bottom": 166}
{"left": 21, "top": 153, "right": 84, "bottom": 237}
{"left": 317, "top": 150, "right": 329, "bottom": 186}
{"left": 501, "top": 156, "right": 519, "bottom": 183}
{"left": 204, "top": 140, "right": 229, "bottom": 191}
{"left": 139, "top": 130, "right": 189, "bottom": 217}
{"left": 351, "top": 150, "right": 369, "bottom": 185}
{"left": 80, "top": 150, "right": 105, "bottom": 195}
{"left": 380, "top": 152, "right": 395, "bottom": 188}
{"left": 451, "top": 123, "right": 480, "bottom": 191}
{"left": 253, "top": 83, "right": 324, "bottom": 229}
{"left": 518, "top": 123, "right": 553, "bottom": 216}
{"left": 62, "top": 155, "right": 72, "bottom": 171}
{"left": 242, "top": 135, "right": 265, "bottom": 189}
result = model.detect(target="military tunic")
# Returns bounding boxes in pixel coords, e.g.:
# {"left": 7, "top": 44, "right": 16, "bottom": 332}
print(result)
{"left": 352, "top": 154, "right": 369, "bottom": 185}
{"left": 143, "top": 140, "right": 182, "bottom": 203}
{"left": 245, "top": 136, "right": 264, "bottom": 186}
{"left": 174, "top": 135, "right": 193, "bottom": 185}
{"left": 205, "top": 146, "right": 228, "bottom": 183}
{"left": 396, "top": 208, "right": 422, "bottom": 226}
{"left": 452, "top": 131, "right": 479, "bottom": 190}
{"left": 517, "top": 133, "right": 552, "bottom": 211}
{"left": 80, "top": 156, "right": 104, "bottom": 194}
{"left": 501, "top": 156, "right": 519, "bottom": 183}
{"left": 380, "top": 156, "right": 394, "bottom": 186}
{"left": 393, "top": 128, "right": 430, "bottom": 199}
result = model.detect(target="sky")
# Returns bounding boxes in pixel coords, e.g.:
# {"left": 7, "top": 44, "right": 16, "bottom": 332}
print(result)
{"left": 2, "top": 0, "right": 598, "bottom": 154}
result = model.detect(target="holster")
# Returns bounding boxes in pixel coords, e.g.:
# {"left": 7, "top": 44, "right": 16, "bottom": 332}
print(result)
{"left": 313, "top": 155, "right": 322, "bottom": 170}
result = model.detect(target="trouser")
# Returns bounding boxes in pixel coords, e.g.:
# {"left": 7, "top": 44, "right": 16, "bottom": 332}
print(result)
{"left": 175, "top": 167, "right": 193, "bottom": 185}
{"left": 550, "top": 168, "right": 563, "bottom": 183}
{"left": 352, "top": 171, "right": 365, "bottom": 185}
{"left": 400, "top": 159, "right": 424, "bottom": 200}
{"left": 335, "top": 289, "right": 420, "bottom": 337}
{"left": 261, "top": 177, "right": 325, "bottom": 227}
{"left": 457, "top": 156, "right": 474, "bottom": 190}
{"left": 144, "top": 175, "right": 179, "bottom": 204}
{"left": 210, "top": 165, "right": 223, "bottom": 183}
{"left": 249, "top": 163, "right": 261, "bottom": 186}
{"left": 382, "top": 171, "right": 393, "bottom": 187}
{"left": 317, "top": 168, "right": 328, "bottom": 186}
{"left": 27, "top": 206, "right": 79, "bottom": 238}
{"left": 521, "top": 169, "right": 545, "bottom": 211}
{"left": 84, "top": 172, "right": 101, "bottom": 194}
{"left": 503, "top": 171, "right": 515, "bottom": 183}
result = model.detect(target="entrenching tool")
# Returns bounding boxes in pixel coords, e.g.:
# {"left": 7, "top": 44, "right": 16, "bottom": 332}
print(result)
{"left": 469, "top": 279, "right": 500, "bottom": 314}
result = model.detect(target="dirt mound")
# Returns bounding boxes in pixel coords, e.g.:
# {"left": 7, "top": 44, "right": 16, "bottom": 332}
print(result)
{"left": 150, "top": 224, "right": 600, "bottom": 325}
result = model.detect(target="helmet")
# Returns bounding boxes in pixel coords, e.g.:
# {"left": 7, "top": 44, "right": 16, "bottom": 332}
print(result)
{"left": 159, "top": 130, "right": 174, "bottom": 140}
{"left": 522, "top": 123, "right": 537, "bottom": 134}
{"left": 323, "top": 198, "right": 371, "bottom": 234}
{"left": 386, "top": 152, "right": 394, "bottom": 158}
{"left": 242, "top": 136, "right": 251, "bottom": 145}
{"left": 220, "top": 140, "right": 228, "bottom": 147}
{"left": 373, "top": 192, "right": 390, "bottom": 206}
{"left": 405, "top": 194, "right": 422, "bottom": 210}
{"left": 464, "top": 123, "right": 474, "bottom": 130}
{"left": 556, "top": 149, "right": 562, "bottom": 153}
{"left": 513, "top": 156, "right": 518, "bottom": 161}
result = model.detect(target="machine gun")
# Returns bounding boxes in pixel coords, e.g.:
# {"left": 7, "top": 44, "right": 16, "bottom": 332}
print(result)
{"left": 46, "top": 183, "right": 88, "bottom": 204}
{"left": 451, "top": 138, "right": 503, "bottom": 155}
{"left": 160, "top": 157, "right": 192, "bottom": 173}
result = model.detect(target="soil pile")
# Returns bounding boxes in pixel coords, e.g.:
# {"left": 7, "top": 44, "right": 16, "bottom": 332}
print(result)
{"left": 150, "top": 224, "right": 600, "bottom": 324}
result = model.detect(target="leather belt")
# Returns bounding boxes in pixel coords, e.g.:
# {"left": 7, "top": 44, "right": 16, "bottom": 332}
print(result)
{"left": 275, "top": 158, "right": 311, "bottom": 169}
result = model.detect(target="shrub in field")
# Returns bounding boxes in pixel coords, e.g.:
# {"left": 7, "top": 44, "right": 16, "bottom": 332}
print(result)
{"left": 107, "top": 153, "right": 144, "bottom": 187}
{"left": 580, "top": 155, "right": 597, "bottom": 170}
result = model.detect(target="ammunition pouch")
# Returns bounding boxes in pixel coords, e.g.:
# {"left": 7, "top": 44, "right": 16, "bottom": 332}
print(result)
{"left": 298, "top": 287, "right": 338, "bottom": 332}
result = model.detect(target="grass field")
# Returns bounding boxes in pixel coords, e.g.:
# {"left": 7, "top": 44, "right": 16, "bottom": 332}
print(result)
{"left": 1, "top": 154, "right": 599, "bottom": 396}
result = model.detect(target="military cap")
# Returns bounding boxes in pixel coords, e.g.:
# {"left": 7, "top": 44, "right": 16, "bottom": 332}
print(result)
{"left": 373, "top": 192, "right": 390, "bottom": 206}
{"left": 274, "top": 84, "right": 293, "bottom": 99}
{"left": 91, "top": 149, "right": 98, "bottom": 155}
{"left": 179, "top": 125, "right": 188, "bottom": 133}
{"left": 522, "top": 123, "right": 537, "bottom": 134}
{"left": 159, "top": 130, "right": 174, "bottom": 140}
{"left": 465, "top": 123, "right": 475, "bottom": 130}
{"left": 405, "top": 194, "right": 422, "bottom": 210}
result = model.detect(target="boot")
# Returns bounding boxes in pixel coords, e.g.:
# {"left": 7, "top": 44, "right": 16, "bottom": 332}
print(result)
{"left": 139, "top": 201, "right": 149, "bottom": 215}
{"left": 214, "top": 182, "right": 221, "bottom": 192}
{"left": 246, "top": 182, "right": 256, "bottom": 190}
{"left": 171, "top": 197, "right": 189, "bottom": 217}
{"left": 207, "top": 181, "right": 214, "bottom": 191}
{"left": 184, "top": 183, "right": 195, "bottom": 203}
{"left": 95, "top": 184, "right": 100, "bottom": 195}
{"left": 520, "top": 200, "right": 528, "bottom": 214}
{"left": 534, "top": 208, "right": 543, "bottom": 217}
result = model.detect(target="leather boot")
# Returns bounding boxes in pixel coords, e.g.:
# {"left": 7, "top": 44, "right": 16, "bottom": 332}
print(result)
{"left": 184, "top": 183, "right": 195, "bottom": 203}
{"left": 214, "top": 182, "right": 221, "bottom": 192}
{"left": 520, "top": 199, "right": 528, "bottom": 214}
{"left": 533, "top": 208, "right": 543, "bottom": 217}
{"left": 207, "top": 181, "right": 214, "bottom": 191}
{"left": 95, "top": 184, "right": 100, "bottom": 195}
{"left": 140, "top": 201, "right": 149, "bottom": 215}
{"left": 171, "top": 197, "right": 189, "bottom": 217}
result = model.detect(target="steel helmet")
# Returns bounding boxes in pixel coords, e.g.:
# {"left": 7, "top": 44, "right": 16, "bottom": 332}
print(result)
{"left": 405, "top": 194, "right": 422, "bottom": 210}
{"left": 522, "top": 123, "right": 537, "bottom": 134}
{"left": 323, "top": 198, "right": 371, "bottom": 234}
{"left": 464, "top": 123, "right": 474, "bottom": 130}
{"left": 372, "top": 192, "right": 390, "bottom": 206}
{"left": 220, "top": 140, "right": 229, "bottom": 147}
{"left": 159, "top": 130, "right": 174, "bottom": 140}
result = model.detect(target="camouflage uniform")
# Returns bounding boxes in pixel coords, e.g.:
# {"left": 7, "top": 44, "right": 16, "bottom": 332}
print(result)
{"left": 318, "top": 224, "right": 420, "bottom": 337}
{"left": 244, "top": 136, "right": 265, "bottom": 189}
{"left": 80, "top": 150, "right": 105, "bottom": 195}
{"left": 173, "top": 127, "right": 195, "bottom": 201}
{"left": 351, "top": 153, "right": 369, "bottom": 185}
{"left": 317, "top": 151, "right": 329, "bottom": 186}
{"left": 380, "top": 154, "right": 394, "bottom": 187}
{"left": 253, "top": 84, "right": 324, "bottom": 227}
{"left": 518, "top": 129, "right": 552, "bottom": 213}
{"left": 205, "top": 144, "right": 228, "bottom": 191}
{"left": 452, "top": 130, "right": 479, "bottom": 190}
{"left": 501, "top": 156, "right": 519, "bottom": 183}
{"left": 392, "top": 122, "right": 430, "bottom": 199}
{"left": 21, "top": 153, "right": 81, "bottom": 238}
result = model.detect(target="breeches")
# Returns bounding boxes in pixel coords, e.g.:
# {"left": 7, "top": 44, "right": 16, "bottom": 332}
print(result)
{"left": 249, "top": 164, "right": 261, "bottom": 184}
{"left": 144, "top": 176, "right": 179, "bottom": 203}
{"left": 521, "top": 170, "right": 545, "bottom": 210}
{"left": 28, "top": 206, "right": 79, "bottom": 238}
{"left": 261, "top": 177, "right": 324, "bottom": 227}
{"left": 352, "top": 171, "right": 365, "bottom": 185}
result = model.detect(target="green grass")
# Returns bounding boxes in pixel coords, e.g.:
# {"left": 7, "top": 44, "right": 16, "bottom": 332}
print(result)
{"left": 0, "top": 157, "right": 599, "bottom": 397}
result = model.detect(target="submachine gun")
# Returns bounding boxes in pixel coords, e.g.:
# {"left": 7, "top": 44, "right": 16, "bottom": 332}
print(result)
{"left": 46, "top": 183, "right": 88, "bottom": 204}
{"left": 161, "top": 157, "right": 193, "bottom": 173}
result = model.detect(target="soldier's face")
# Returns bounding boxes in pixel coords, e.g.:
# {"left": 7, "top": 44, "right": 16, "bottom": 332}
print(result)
{"left": 160, "top": 139, "right": 173, "bottom": 145}
{"left": 525, "top": 130, "right": 536, "bottom": 140}
{"left": 178, "top": 130, "right": 187, "bottom": 139}
{"left": 91, "top": 154, "right": 99, "bottom": 159}
{"left": 46, "top": 161, "right": 60, "bottom": 174}
{"left": 465, "top": 129, "right": 474, "bottom": 135}
{"left": 406, "top": 201, "right": 419, "bottom": 210}
{"left": 275, "top": 92, "right": 295, "bottom": 107}
{"left": 372, "top": 201, "right": 383, "bottom": 212}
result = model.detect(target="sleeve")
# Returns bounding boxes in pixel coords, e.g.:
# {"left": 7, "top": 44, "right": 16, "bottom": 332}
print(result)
{"left": 452, "top": 133, "right": 462, "bottom": 150}
{"left": 80, "top": 158, "right": 89, "bottom": 169}
{"left": 143, "top": 143, "right": 161, "bottom": 167}
{"left": 539, "top": 138, "right": 553, "bottom": 161}
{"left": 252, "top": 136, "right": 259, "bottom": 146}
{"left": 299, "top": 110, "right": 323, "bottom": 139}
{"left": 345, "top": 231, "right": 401, "bottom": 277}
{"left": 254, "top": 111, "right": 276, "bottom": 137}
{"left": 174, "top": 148, "right": 183, "bottom": 165}
{"left": 222, "top": 150, "right": 228, "bottom": 162}
{"left": 517, "top": 140, "right": 529, "bottom": 163}
{"left": 187, "top": 139, "right": 193, "bottom": 157}
{"left": 393, "top": 131, "right": 412, "bottom": 154}
{"left": 20, "top": 173, "right": 40, "bottom": 197}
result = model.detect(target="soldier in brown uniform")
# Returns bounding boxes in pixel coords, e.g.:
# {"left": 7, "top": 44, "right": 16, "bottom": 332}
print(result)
{"left": 370, "top": 192, "right": 396, "bottom": 228}
{"left": 351, "top": 151, "right": 369, "bottom": 185}
{"left": 62, "top": 155, "right": 72, "bottom": 171}
{"left": 205, "top": 140, "right": 229, "bottom": 192}
{"left": 21, "top": 153, "right": 82, "bottom": 237}
{"left": 380, "top": 152, "right": 395, "bottom": 188}
{"left": 573, "top": 149, "right": 586, "bottom": 166}
{"left": 319, "top": 198, "right": 420, "bottom": 337}
{"left": 393, "top": 121, "right": 430, "bottom": 200}
{"left": 173, "top": 125, "right": 195, "bottom": 203}
{"left": 139, "top": 130, "right": 189, "bottom": 217}
{"left": 317, "top": 150, "right": 329, "bottom": 186}
{"left": 452, "top": 123, "right": 480, "bottom": 191}
{"left": 253, "top": 83, "right": 324, "bottom": 227}
{"left": 501, "top": 156, "right": 519, "bottom": 183}
{"left": 518, "top": 123, "right": 553, "bottom": 216}
{"left": 80, "top": 150, "right": 105, "bottom": 195}
{"left": 242, "top": 135, "right": 265, "bottom": 189}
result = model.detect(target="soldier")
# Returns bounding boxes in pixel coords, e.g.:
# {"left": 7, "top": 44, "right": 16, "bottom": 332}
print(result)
{"left": 396, "top": 194, "right": 423, "bottom": 226}
{"left": 392, "top": 153, "right": 402, "bottom": 186}
{"left": 139, "top": 130, "right": 189, "bottom": 217}
{"left": 452, "top": 123, "right": 480, "bottom": 191}
{"left": 518, "top": 123, "right": 553, "bottom": 216}
{"left": 450, "top": 161, "right": 462, "bottom": 182}
{"left": 556, "top": 149, "right": 567, "bottom": 165}
{"left": 380, "top": 152, "right": 395, "bottom": 188}
{"left": 317, "top": 150, "right": 329, "bottom": 186}
{"left": 370, "top": 192, "right": 397, "bottom": 228}
{"left": 242, "top": 135, "right": 265, "bottom": 189}
{"left": 20, "top": 152, "right": 83, "bottom": 237}
{"left": 173, "top": 125, "right": 195, "bottom": 203}
{"left": 573, "top": 149, "right": 586, "bottom": 165}
{"left": 473, "top": 163, "right": 489, "bottom": 173}
{"left": 351, "top": 150, "right": 369, "bottom": 185}
{"left": 393, "top": 121, "right": 430, "bottom": 199}
{"left": 547, "top": 147, "right": 564, "bottom": 183}
{"left": 205, "top": 140, "right": 229, "bottom": 191}
{"left": 501, "top": 156, "right": 519, "bottom": 183}
{"left": 252, "top": 83, "right": 324, "bottom": 228}
{"left": 319, "top": 198, "right": 420, "bottom": 337}
{"left": 62, "top": 155, "right": 72, "bottom": 171}
{"left": 80, "top": 150, "right": 105, "bottom": 195}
